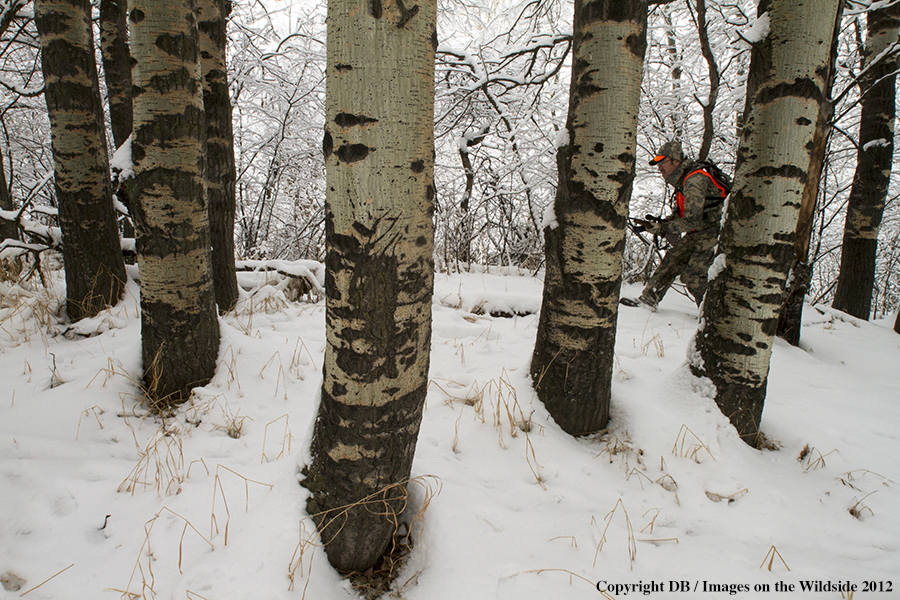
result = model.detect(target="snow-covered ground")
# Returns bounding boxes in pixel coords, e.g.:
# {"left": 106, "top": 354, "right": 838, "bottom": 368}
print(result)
{"left": 1, "top": 268, "right": 898, "bottom": 599}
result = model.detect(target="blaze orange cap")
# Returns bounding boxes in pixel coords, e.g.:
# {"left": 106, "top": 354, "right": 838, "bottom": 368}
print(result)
{"left": 649, "top": 140, "right": 684, "bottom": 165}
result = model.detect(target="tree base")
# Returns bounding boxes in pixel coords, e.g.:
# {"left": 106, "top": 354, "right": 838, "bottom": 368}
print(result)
{"left": 345, "top": 521, "right": 414, "bottom": 599}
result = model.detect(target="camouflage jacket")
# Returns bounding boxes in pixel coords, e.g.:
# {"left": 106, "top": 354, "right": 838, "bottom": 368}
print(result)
{"left": 661, "top": 159, "right": 728, "bottom": 235}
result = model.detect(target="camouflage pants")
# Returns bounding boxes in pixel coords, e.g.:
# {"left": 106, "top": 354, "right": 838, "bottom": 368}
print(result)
{"left": 639, "top": 229, "right": 718, "bottom": 307}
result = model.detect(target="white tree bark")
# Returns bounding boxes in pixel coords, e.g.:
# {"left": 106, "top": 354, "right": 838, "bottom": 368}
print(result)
{"left": 691, "top": 0, "right": 842, "bottom": 445}
{"left": 304, "top": 0, "right": 436, "bottom": 573}
{"left": 129, "top": 0, "right": 220, "bottom": 408}
{"left": 530, "top": 0, "right": 648, "bottom": 435}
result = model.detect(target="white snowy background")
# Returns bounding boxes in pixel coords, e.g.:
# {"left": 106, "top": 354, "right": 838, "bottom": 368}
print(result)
{"left": 1, "top": 268, "right": 898, "bottom": 599}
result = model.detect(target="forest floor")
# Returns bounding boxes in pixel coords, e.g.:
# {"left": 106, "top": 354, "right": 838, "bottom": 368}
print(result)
{"left": 1, "top": 266, "right": 898, "bottom": 599}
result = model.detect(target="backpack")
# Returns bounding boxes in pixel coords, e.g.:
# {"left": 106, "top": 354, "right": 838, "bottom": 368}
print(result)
{"left": 679, "top": 160, "right": 732, "bottom": 195}
{"left": 677, "top": 159, "right": 732, "bottom": 212}
{"left": 693, "top": 159, "right": 732, "bottom": 195}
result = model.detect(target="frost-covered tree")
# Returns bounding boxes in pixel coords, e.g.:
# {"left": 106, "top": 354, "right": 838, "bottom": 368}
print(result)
{"left": 434, "top": 1, "right": 571, "bottom": 271}
{"left": 530, "top": 0, "right": 648, "bottom": 435}
{"left": 229, "top": 4, "right": 326, "bottom": 261}
{"left": 691, "top": 0, "right": 843, "bottom": 446}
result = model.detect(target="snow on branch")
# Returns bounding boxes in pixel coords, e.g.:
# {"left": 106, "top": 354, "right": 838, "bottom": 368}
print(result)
{"left": 437, "top": 32, "right": 572, "bottom": 95}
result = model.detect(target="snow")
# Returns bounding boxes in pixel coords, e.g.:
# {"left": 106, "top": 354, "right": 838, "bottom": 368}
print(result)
{"left": 741, "top": 13, "right": 770, "bottom": 45}
{"left": 541, "top": 202, "right": 558, "bottom": 230}
{"left": 553, "top": 128, "right": 569, "bottom": 149}
{"left": 1, "top": 270, "right": 899, "bottom": 599}
{"left": 863, "top": 138, "right": 891, "bottom": 151}
{"left": 110, "top": 136, "right": 134, "bottom": 181}
{"left": 707, "top": 253, "right": 726, "bottom": 281}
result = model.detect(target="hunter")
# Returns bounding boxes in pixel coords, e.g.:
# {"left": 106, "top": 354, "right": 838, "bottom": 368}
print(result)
{"left": 621, "top": 140, "right": 729, "bottom": 311}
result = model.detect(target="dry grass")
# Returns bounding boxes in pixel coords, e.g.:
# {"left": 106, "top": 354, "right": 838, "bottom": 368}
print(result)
{"left": 110, "top": 508, "right": 214, "bottom": 600}
{"left": 210, "top": 465, "right": 274, "bottom": 545}
{"left": 259, "top": 352, "right": 290, "bottom": 400}
{"left": 75, "top": 405, "right": 105, "bottom": 440}
{"left": 261, "top": 414, "right": 293, "bottom": 463}
{"left": 848, "top": 492, "right": 876, "bottom": 520}
{"left": 798, "top": 444, "right": 837, "bottom": 471}
{"left": 289, "top": 475, "right": 441, "bottom": 599}
{"left": 0, "top": 279, "right": 61, "bottom": 346}
{"left": 521, "top": 569, "right": 612, "bottom": 599}
{"left": 759, "top": 545, "right": 790, "bottom": 572}
{"left": 118, "top": 419, "right": 187, "bottom": 496}
{"left": 672, "top": 424, "right": 714, "bottom": 462}
{"left": 592, "top": 499, "right": 637, "bottom": 568}
{"left": 17, "top": 564, "right": 74, "bottom": 596}
{"left": 595, "top": 431, "right": 645, "bottom": 472}
{"left": 433, "top": 371, "right": 544, "bottom": 488}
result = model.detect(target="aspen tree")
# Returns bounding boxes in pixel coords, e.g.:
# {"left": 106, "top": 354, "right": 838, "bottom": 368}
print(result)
{"left": 530, "top": 0, "right": 648, "bottom": 435}
{"left": 34, "top": 0, "right": 127, "bottom": 321}
{"left": 303, "top": 0, "right": 436, "bottom": 572}
{"left": 832, "top": 4, "right": 900, "bottom": 320}
{"left": 691, "top": 0, "right": 842, "bottom": 445}
{"left": 129, "top": 0, "right": 220, "bottom": 408}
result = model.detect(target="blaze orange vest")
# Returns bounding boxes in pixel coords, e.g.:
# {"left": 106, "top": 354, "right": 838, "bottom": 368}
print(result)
{"left": 676, "top": 169, "right": 729, "bottom": 218}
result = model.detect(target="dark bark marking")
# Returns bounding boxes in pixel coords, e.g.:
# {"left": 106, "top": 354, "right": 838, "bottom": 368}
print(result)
{"left": 748, "top": 164, "right": 807, "bottom": 183}
{"left": 796, "top": 117, "right": 812, "bottom": 126}
{"left": 410, "top": 160, "right": 424, "bottom": 173}
{"left": 129, "top": 8, "right": 144, "bottom": 22}
{"left": 335, "top": 112, "right": 379, "bottom": 127}
{"left": 336, "top": 143, "right": 372, "bottom": 163}
{"left": 155, "top": 33, "right": 199, "bottom": 63}
{"left": 147, "top": 66, "right": 201, "bottom": 96}
{"left": 335, "top": 63, "right": 353, "bottom": 72}
{"left": 368, "top": 0, "right": 383, "bottom": 19}
{"left": 594, "top": 143, "right": 604, "bottom": 153}
{"left": 626, "top": 33, "right": 646, "bottom": 58}
{"left": 323, "top": 130, "right": 333, "bottom": 159}
{"left": 131, "top": 141, "right": 146, "bottom": 163}
{"left": 755, "top": 77, "right": 822, "bottom": 106}
{"left": 607, "top": 168, "right": 633, "bottom": 185}
{"left": 576, "top": 83, "right": 607, "bottom": 97}
{"left": 772, "top": 231, "right": 793, "bottom": 243}
{"left": 395, "top": 0, "right": 419, "bottom": 28}
{"left": 580, "top": 0, "right": 646, "bottom": 25}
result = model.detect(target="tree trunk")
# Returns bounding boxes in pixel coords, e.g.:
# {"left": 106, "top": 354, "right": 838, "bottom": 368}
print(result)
{"left": 695, "top": 0, "right": 719, "bottom": 162}
{"left": 832, "top": 4, "right": 900, "bottom": 320}
{"left": 530, "top": 0, "right": 647, "bottom": 436}
{"left": 197, "top": 0, "right": 239, "bottom": 311}
{"left": 99, "top": 0, "right": 132, "bottom": 149}
{"left": 777, "top": 12, "right": 842, "bottom": 346}
{"left": 34, "top": 0, "right": 127, "bottom": 321}
{"left": 0, "top": 157, "right": 16, "bottom": 243}
{"left": 99, "top": 0, "right": 135, "bottom": 244}
{"left": 691, "top": 0, "right": 841, "bottom": 446}
{"left": 734, "top": 0, "right": 771, "bottom": 173}
{"left": 303, "top": 0, "right": 436, "bottom": 573}
{"left": 129, "top": 0, "right": 220, "bottom": 409}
